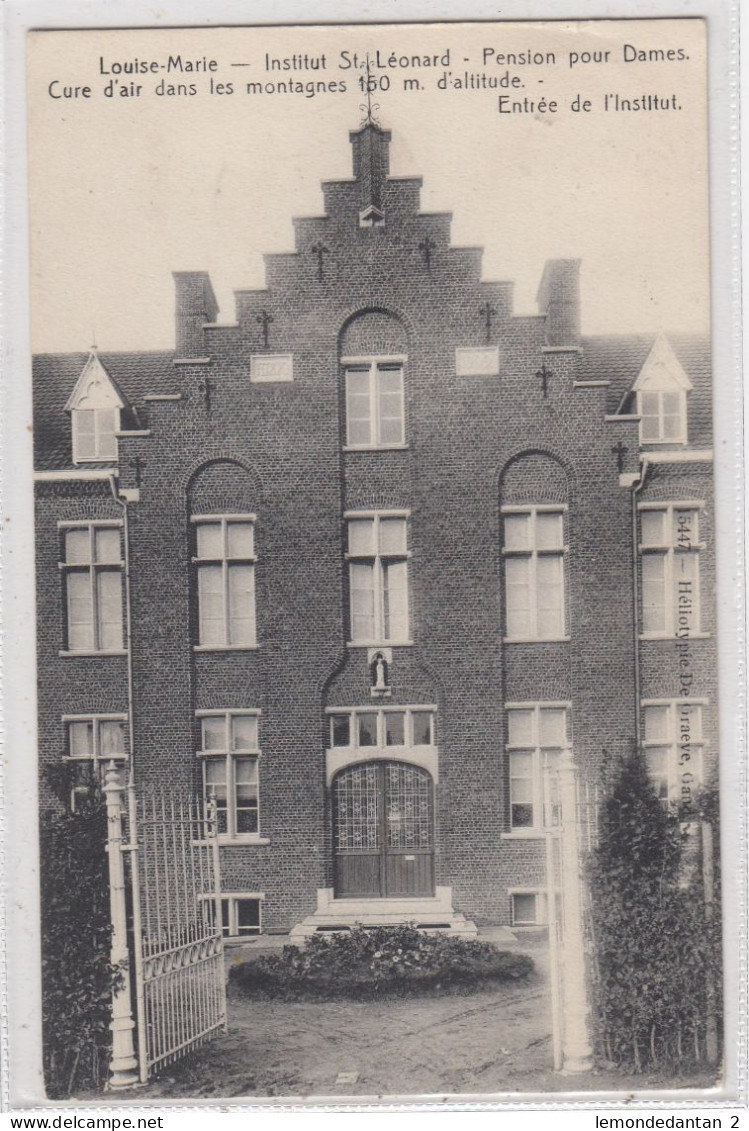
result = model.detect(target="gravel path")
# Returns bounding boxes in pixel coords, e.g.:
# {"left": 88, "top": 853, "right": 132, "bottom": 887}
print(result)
{"left": 138, "top": 938, "right": 717, "bottom": 1101}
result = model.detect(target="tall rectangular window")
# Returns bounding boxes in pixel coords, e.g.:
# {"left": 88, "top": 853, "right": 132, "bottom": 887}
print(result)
{"left": 506, "top": 703, "right": 569, "bottom": 831}
{"left": 61, "top": 523, "right": 123, "bottom": 652}
{"left": 347, "top": 513, "right": 410, "bottom": 644}
{"left": 502, "top": 507, "right": 566, "bottom": 641}
{"left": 65, "top": 715, "right": 126, "bottom": 810}
{"left": 193, "top": 516, "right": 256, "bottom": 647}
{"left": 199, "top": 712, "right": 260, "bottom": 839}
{"left": 642, "top": 700, "right": 704, "bottom": 810}
{"left": 639, "top": 504, "right": 701, "bottom": 637}
{"left": 345, "top": 360, "right": 405, "bottom": 448}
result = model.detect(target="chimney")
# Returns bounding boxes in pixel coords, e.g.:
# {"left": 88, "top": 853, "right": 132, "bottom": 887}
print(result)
{"left": 537, "top": 259, "right": 581, "bottom": 350}
{"left": 350, "top": 122, "right": 391, "bottom": 213}
{"left": 172, "top": 272, "right": 219, "bottom": 359}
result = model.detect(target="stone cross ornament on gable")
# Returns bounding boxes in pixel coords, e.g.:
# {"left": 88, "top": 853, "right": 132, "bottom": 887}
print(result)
{"left": 536, "top": 361, "right": 554, "bottom": 398}
{"left": 256, "top": 309, "right": 274, "bottom": 349}
{"left": 311, "top": 243, "right": 330, "bottom": 283}
{"left": 419, "top": 237, "right": 436, "bottom": 271}
{"left": 479, "top": 303, "right": 497, "bottom": 344}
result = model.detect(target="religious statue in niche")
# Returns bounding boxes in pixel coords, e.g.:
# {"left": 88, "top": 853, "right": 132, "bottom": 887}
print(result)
{"left": 370, "top": 651, "right": 391, "bottom": 697}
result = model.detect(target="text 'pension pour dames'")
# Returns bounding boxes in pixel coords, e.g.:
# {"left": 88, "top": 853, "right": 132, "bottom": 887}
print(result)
{"left": 46, "top": 42, "right": 693, "bottom": 100}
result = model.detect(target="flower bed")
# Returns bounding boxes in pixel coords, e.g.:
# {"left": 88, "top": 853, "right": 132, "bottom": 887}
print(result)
{"left": 229, "top": 924, "right": 534, "bottom": 1001}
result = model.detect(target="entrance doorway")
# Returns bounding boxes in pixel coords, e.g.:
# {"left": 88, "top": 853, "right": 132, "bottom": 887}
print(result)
{"left": 333, "top": 761, "right": 435, "bottom": 898}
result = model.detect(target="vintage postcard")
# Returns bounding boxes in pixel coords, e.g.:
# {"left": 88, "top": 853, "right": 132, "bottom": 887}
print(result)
{"left": 4, "top": 6, "right": 744, "bottom": 1112}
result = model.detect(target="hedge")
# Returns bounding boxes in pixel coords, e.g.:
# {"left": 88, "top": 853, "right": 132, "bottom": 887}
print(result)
{"left": 39, "top": 779, "right": 121, "bottom": 1097}
{"left": 587, "top": 753, "right": 722, "bottom": 1073}
{"left": 230, "top": 923, "right": 534, "bottom": 1000}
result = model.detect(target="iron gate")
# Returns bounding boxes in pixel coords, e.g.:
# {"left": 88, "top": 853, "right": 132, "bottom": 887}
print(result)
{"left": 126, "top": 788, "right": 227, "bottom": 1082}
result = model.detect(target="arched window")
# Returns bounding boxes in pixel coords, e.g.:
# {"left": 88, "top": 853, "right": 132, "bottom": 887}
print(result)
{"left": 500, "top": 454, "right": 569, "bottom": 643}
{"left": 340, "top": 311, "right": 408, "bottom": 450}
{"left": 188, "top": 462, "right": 259, "bottom": 649}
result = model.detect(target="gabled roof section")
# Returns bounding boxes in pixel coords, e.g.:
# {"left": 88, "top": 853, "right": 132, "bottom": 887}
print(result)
{"left": 34, "top": 350, "right": 176, "bottom": 470}
{"left": 63, "top": 350, "right": 127, "bottom": 413}
{"left": 579, "top": 331, "right": 712, "bottom": 447}
{"left": 632, "top": 333, "right": 693, "bottom": 392}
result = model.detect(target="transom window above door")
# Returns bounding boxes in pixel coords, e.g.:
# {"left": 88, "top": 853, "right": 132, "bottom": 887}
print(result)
{"left": 343, "top": 356, "right": 406, "bottom": 449}
{"left": 327, "top": 707, "right": 435, "bottom": 749}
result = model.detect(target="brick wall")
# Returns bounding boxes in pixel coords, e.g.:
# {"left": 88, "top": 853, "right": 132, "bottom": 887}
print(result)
{"left": 33, "top": 124, "right": 716, "bottom": 930}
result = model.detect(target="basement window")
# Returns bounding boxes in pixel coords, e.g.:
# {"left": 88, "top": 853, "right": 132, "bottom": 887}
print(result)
{"left": 220, "top": 896, "right": 262, "bottom": 938}
{"left": 510, "top": 891, "right": 547, "bottom": 926}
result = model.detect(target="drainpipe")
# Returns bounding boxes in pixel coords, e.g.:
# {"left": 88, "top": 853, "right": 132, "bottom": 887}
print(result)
{"left": 107, "top": 474, "right": 136, "bottom": 791}
{"left": 107, "top": 472, "right": 147, "bottom": 1085}
{"left": 631, "top": 459, "right": 650, "bottom": 757}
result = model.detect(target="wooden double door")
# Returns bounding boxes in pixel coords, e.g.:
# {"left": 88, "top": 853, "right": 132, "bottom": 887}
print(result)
{"left": 333, "top": 761, "right": 435, "bottom": 898}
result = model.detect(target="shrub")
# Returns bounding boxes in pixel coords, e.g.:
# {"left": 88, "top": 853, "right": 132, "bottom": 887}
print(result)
{"left": 40, "top": 779, "right": 122, "bottom": 1097}
{"left": 588, "top": 754, "right": 722, "bottom": 1073}
{"left": 229, "top": 923, "right": 533, "bottom": 1000}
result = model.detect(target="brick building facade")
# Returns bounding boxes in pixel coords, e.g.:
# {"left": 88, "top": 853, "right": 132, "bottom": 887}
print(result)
{"left": 33, "top": 121, "right": 715, "bottom": 936}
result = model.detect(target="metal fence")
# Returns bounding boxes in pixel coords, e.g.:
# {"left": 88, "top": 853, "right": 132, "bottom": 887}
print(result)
{"left": 126, "top": 788, "right": 227, "bottom": 1082}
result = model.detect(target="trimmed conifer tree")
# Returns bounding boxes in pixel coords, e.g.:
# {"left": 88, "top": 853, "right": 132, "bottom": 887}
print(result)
{"left": 588, "top": 752, "right": 721, "bottom": 1072}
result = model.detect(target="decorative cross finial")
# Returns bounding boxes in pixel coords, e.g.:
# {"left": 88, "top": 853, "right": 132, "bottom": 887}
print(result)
{"left": 256, "top": 309, "right": 274, "bottom": 349}
{"left": 198, "top": 376, "right": 214, "bottom": 415}
{"left": 479, "top": 303, "right": 497, "bottom": 345}
{"left": 311, "top": 243, "right": 330, "bottom": 283}
{"left": 419, "top": 237, "right": 436, "bottom": 272}
{"left": 129, "top": 456, "right": 143, "bottom": 488}
{"left": 359, "top": 54, "right": 381, "bottom": 128}
{"left": 536, "top": 361, "right": 553, "bottom": 398}
{"left": 612, "top": 440, "right": 628, "bottom": 473}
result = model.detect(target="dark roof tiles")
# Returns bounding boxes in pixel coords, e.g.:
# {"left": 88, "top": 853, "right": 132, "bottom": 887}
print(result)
{"left": 32, "top": 332, "right": 712, "bottom": 471}
{"left": 33, "top": 351, "right": 176, "bottom": 470}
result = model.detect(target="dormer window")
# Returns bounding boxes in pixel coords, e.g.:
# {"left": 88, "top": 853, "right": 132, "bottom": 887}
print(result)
{"left": 64, "top": 351, "right": 125, "bottom": 464}
{"left": 632, "top": 335, "right": 691, "bottom": 446}
{"left": 638, "top": 390, "right": 685, "bottom": 444}
{"left": 72, "top": 408, "right": 119, "bottom": 461}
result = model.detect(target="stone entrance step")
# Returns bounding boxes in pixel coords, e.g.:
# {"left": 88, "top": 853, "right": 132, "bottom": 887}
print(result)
{"left": 289, "top": 915, "right": 478, "bottom": 939}
{"left": 289, "top": 888, "right": 478, "bottom": 939}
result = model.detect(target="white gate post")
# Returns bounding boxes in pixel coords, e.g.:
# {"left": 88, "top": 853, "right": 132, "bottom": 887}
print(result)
{"left": 104, "top": 763, "right": 139, "bottom": 1089}
{"left": 557, "top": 749, "right": 593, "bottom": 1074}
